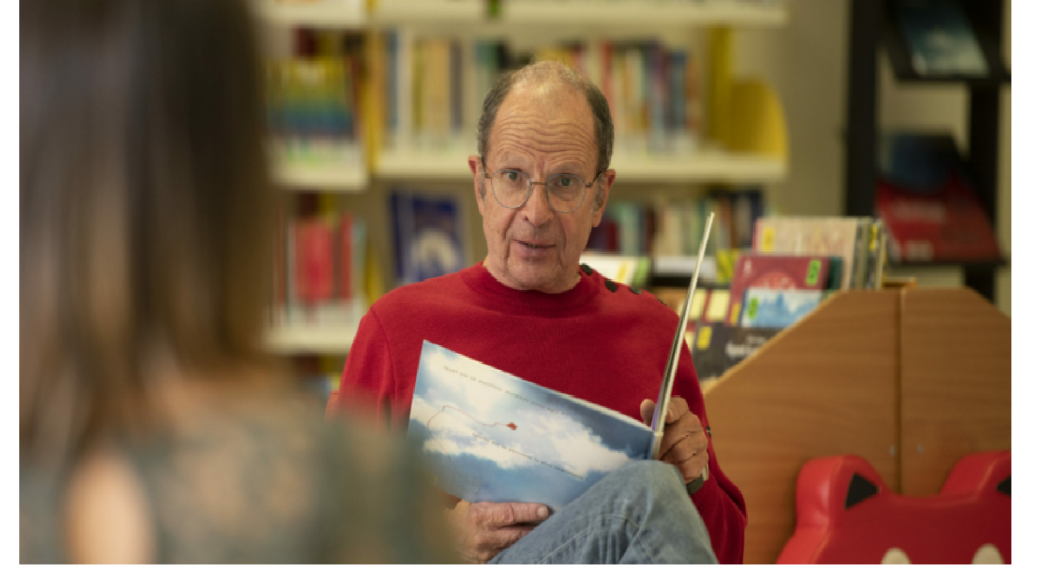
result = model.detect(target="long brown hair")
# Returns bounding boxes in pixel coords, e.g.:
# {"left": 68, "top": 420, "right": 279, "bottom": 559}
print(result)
{"left": 21, "top": 0, "right": 276, "bottom": 459}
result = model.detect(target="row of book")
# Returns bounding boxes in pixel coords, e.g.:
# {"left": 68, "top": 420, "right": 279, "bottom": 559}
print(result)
{"left": 587, "top": 188, "right": 764, "bottom": 256}
{"left": 653, "top": 216, "right": 890, "bottom": 384}
{"left": 376, "top": 33, "right": 706, "bottom": 155}
{"left": 266, "top": 30, "right": 365, "bottom": 166}
{"left": 533, "top": 40, "right": 703, "bottom": 154}
{"left": 272, "top": 202, "right": 369, "bottom": 328}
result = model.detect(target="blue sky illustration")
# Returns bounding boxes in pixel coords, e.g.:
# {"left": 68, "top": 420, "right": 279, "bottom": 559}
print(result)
{"left": 742, "top": 288, "right": 822, "bottom": 327}
{"left": 407, "top": 341, "right": 653, "bottom": 512}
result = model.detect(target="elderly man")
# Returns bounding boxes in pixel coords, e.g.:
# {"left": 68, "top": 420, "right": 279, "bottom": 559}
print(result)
{"left": 336, "top": 60, "right": 746, "bottom": 563}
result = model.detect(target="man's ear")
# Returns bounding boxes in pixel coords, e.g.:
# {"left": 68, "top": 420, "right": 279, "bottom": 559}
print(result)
{"left": 468, "top": 155, "right": 486, "bottom": 216}
{"left": 591, "top": 168, "right": 616, "bottom": 227}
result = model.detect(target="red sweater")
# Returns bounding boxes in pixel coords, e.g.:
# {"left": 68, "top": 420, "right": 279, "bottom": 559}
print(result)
{"left": 337, "top": 262, "right": 747, "bottom": 563}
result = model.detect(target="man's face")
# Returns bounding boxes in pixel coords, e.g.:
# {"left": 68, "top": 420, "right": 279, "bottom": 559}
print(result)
{"left": 468, "top": 85, "right": 615, "bottom": 294}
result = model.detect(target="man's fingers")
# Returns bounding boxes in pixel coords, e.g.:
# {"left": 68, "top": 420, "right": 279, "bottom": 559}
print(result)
{"left": 481, "top": 502, "right": 550, "bottom": 529}
{"left": 479, "top": 525, "right": 536, "bottom": 553}
{"left": 666, "top": 397, "right": 690, "bottom": 424}
{"left": 640, "top": 397, "right": 692, "bottom": 427}
{"left": 640, "top": 399, "right": 655, "bottom": 426}
{"left": 658, "top": 412, "right": 702, "bottom": 455}
{"left": 660, "top": 428, "right": 707, "bottom": 465}
{"left": 672, "top": 449, "right": 710, "bottom": 484}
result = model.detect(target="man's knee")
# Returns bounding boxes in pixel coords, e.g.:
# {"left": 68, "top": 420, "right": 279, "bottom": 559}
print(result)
{"left": 611, "top": 460, "right": 689, "bottom": 502}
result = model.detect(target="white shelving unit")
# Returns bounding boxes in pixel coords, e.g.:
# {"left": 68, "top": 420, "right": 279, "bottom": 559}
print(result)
{"left": 258, "top": 0, "right": 485, "bottom": 28}
{"left": 500, "top": 0, "right": 788, "bottom": 28}
{"left": 375, "top": 149, "right": 475, "bottom": 180}
{"left": 257, "top": 0, "right": 367, "bottom": 28}
{"left": 374, "top": 148, "right": 785, "bottom": 184}
{"left": 610, "top": 151, "right": 786, "bottom": 184}
{"left": 273, "top": 159, "right": 368, "bottom": 192}
{"left": 370, "top": 0, "right": 484, "bottom": 26}
{"left": 259, "top": 0, "right": 790, "bottom": 355}
{"left": 266, "top": 325, "right": 357, "bottom": 355}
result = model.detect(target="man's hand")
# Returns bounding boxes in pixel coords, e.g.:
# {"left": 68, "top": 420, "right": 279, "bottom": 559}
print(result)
{"left": 446, "top": 500, "right": 550, "bottom": 564}
{"left": 640, "top": 396, "right": 709, "bottom": 484}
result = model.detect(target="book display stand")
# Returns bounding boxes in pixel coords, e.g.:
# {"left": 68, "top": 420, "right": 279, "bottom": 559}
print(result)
{"left": 703, "top": 287, "right": 1010, "bottom": 563}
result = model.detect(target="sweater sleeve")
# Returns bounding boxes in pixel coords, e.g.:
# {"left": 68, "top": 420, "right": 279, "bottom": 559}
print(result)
{"left": 335, "top": 309, "right": 410, "bottom": 428}
{"left": 674, "top": 339, "right": 748, "bottom": 564}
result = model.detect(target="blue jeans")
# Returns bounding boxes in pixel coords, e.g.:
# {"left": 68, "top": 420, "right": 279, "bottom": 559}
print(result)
{"left": 489, "top": 461, "right": 718, "bottom": 564}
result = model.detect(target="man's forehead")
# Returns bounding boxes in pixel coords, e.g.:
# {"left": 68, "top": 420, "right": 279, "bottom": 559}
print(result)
{"left": 500, "top": 82, "right": 590, "bottom": 119}
{"left": 489, "top": 86, "right": 596, "bottom": 155}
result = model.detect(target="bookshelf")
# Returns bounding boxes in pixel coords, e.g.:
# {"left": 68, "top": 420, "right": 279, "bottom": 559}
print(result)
{"left": 373, "top": 147, "right": 786, "bottom": 183}
{"left": 843, "top": 0, "right": 1008, "bottom": 301}
{"left": 498, "top": 0, "right": 788, "bottom": 28}
{"left": 273, "top": 156, "right": 368, "bottom": 191}
{"left": 267, "top": 325, "right": 357, "bottom": 355}
{"left": 702, "top": 287, "right": 1010, "bottom": 563}
{"left": 256, "top": 0, "right": 484, "bottom": 29}
{"left": 261, "top": 0, "right": 793, "bottom": 354}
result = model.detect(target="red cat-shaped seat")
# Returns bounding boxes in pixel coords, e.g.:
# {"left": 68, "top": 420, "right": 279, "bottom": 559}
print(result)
{"left": 779, "top": 451, "right": 1010, "bottom": 564}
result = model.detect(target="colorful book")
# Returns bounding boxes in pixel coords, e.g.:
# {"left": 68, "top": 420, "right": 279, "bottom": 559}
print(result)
{"left": 407, "top": 341, "right": 656, "bottom": 512}
{"left": 691, "top": 324, "right": 783, "bottom": 382}
{"left": 294, "top": 217, "right": 336, "bottom": 304}
{"left": 390, "top": 191, "right": 467, "bottom": 286}
{"left": 754, "top": 217, "right": 869, "bottom": 289}
{"left": 739, "top": 288, "right": 824, "bottom": 328}
{"left": 726, "top": 254, "right": 830, "bottom": 325}
{"left": 876, "top": 174, "right": 1000, "bottom": 263}
{"left": 893, "top": 0, "right": 988, "bottom": 77}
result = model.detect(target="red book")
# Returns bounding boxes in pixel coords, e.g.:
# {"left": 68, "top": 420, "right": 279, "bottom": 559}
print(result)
{"left": 294, "top": 218, "right": 335, "bottom": 305}
{"left": 876, "top": 175, "right": 1000, "bottom": 262}
{"left": 338, "top": 214, "right": 353, "bottom": 300}
{"left": 726, "top": 254, "right": 830, "bottom": 325}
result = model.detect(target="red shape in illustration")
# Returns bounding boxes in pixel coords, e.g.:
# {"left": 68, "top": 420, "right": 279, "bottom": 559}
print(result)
{"left": 425, "top": 405, "right": 518, "bottom": 460}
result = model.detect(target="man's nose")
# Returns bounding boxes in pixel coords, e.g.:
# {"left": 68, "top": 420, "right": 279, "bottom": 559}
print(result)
{"left": 520, "top": 183, "right": 554, "bottom": 226}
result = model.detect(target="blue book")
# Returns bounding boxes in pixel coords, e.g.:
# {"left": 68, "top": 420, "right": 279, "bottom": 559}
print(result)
{"left": 739, "top": 288, "right": 823, "bottom": 328}
{"left": 894, "top": 0, "right": 988, "bottom": 77}
{"left": 407, "top": 341, "right": 655, "bottom": 513}
{"left": 390, "top": 191, "right": 467, "bottom": 286}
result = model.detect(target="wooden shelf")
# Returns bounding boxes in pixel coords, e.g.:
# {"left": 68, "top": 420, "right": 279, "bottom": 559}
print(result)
{"left": 501, "top": 0, "right": 789, "bottom": 28}
{"left": 376, "top": 148, "right": 786, "bottom": 184}
{"left": 266, "top": 325, "right": 358, "bottom": 354}
{"left": 272, "top": 160, "right": 368, "bottom": 192}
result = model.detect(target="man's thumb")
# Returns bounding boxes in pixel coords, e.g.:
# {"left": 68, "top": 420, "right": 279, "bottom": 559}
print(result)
{"left": 639, "top": 399, "right": 656, "bottom": 426}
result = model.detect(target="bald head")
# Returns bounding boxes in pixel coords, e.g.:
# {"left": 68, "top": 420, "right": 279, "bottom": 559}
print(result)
{"left": 476, "top": 61, "right": 614, "bottom": 181}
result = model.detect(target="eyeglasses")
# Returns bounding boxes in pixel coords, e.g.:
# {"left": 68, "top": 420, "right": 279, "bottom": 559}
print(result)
{"left": 481, "top": 158, "right": 603, "bottom": 214}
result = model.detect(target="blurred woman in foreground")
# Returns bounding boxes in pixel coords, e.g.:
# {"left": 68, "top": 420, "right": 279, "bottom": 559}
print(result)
{"left": 20, "top": 0, "right": 454, "bottom": 562}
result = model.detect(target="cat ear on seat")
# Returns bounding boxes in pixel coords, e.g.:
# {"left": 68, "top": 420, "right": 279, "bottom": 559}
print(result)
{"left": 845, "top": 473, "right": 879, "bottom": 509}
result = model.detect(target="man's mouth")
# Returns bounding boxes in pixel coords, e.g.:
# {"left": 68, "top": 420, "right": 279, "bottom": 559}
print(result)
{"left": 517, "top": 240, "right": 552, "bottom": 249}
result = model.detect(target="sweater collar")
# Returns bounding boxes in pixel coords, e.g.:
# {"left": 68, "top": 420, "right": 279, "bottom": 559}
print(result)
{"left": 459, "top": 262, "right": 600, "bottom": 312}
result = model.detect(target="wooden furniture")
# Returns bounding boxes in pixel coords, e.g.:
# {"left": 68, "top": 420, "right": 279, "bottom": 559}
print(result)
{"left": 703, "top": 287, "right": 1010, "bottom": 563}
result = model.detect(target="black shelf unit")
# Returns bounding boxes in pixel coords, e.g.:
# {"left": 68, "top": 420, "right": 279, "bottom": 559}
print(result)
{"left": 844, "top": 0, "right": 1007, "bottom": 302}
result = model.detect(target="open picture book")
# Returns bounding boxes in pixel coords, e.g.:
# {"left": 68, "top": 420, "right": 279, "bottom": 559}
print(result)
{"left": 406, "top": 340, "right": 656, "bottom": 512}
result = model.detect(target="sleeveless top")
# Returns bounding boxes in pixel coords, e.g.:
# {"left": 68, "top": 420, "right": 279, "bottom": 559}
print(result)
{"left": 20, "top": 399, "right": 456, "bottom": 563}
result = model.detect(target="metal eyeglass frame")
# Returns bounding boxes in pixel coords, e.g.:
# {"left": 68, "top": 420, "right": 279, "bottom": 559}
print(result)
{"left": 480, "top": 157, "right": 604, "bottom": 213}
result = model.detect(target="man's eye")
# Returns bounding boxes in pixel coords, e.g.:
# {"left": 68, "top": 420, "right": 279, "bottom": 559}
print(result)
{"left": 559, "top": 176, "right": 574, "bottom": 187}
{"left": 507, "top": 171, "right": 520, "bottom": 182}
